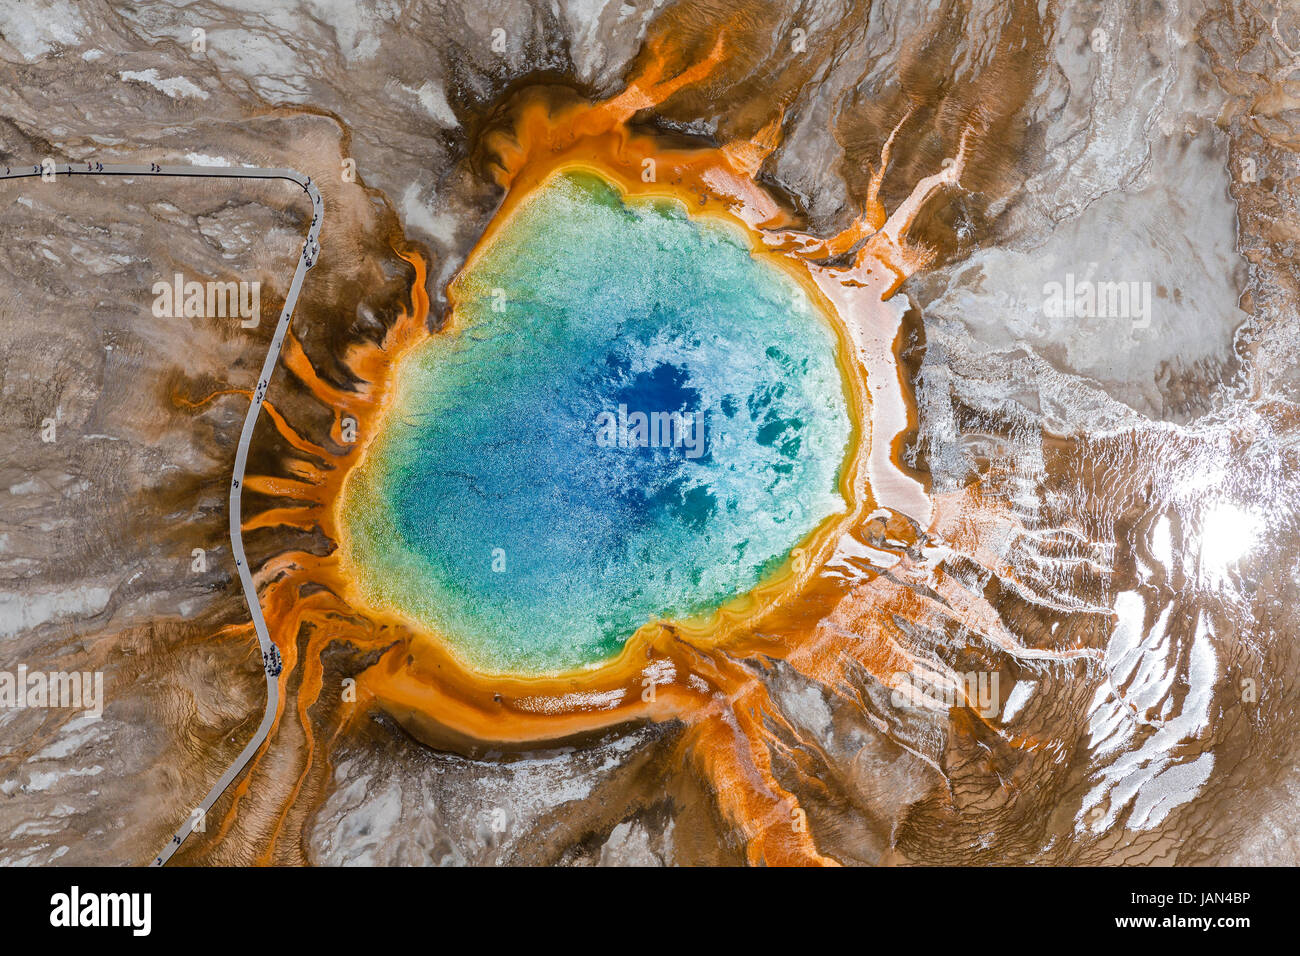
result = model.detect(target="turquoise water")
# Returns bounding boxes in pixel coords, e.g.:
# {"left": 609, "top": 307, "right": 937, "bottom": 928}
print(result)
{"left": 341, "top": 171, "right": 852, "bottom": 674}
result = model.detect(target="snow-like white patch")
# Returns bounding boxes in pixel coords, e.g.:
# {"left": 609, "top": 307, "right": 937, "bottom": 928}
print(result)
{"left": 515, "top": 688, "right": 625, "bottom": 714}
{"left": 203, "top": 30, "right": 308, "bottom": 101}
{"left": 560, "top": 0, "right": 614, "bottom": 82}
{"left": 1080, "top": 601, "right": 1217, "bottom": 834}
{"left": 183, "top": 152, "right": 230, "bottom": 167}
{"left": 305, "top": 0, "right": 386, "bottom": 62}
{"left": 0, "top": 585, "right": 112, "bottom": 637}
{"left": 401, "top": 80, "right": 458, "bottom": 127}
{"left": 119, "top": 68, "right": 209, "bottom": 100}
{"left": 8, "top": 478, "right": 42, "bottom": 495}
{"left": 33, "top": 719, "right": 101, "bottom": 761}
{"left": 25, "top": 765, "right": 103, "bottom": 792}
{"left": 400, "top": 183, "right": 460, "bottom": 245}
{"left": 1000, "top": 680, "right": 1037, "bottom": 722}
{"left": 0, "top": 0, "right": 82, "bottom": 61}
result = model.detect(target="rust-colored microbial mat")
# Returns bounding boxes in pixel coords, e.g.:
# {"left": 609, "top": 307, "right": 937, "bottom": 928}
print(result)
{"left": 1, "top": 0, "right": 1296, "bottom": 875}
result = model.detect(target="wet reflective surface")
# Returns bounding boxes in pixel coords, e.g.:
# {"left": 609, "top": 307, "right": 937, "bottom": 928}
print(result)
{"left": 0, "top": 0, "right": 1297, "bottom": 866}
{"left": 340, "top": 171, "right": 853, "bottom": 674}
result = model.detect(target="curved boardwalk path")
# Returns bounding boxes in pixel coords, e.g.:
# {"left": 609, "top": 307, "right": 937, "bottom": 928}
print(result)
{"left": 0, "top": 160, "right": 324, "bottom": 866}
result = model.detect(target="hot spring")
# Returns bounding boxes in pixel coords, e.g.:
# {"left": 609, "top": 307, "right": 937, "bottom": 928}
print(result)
{"left": 339, "top": 170, "right": 855, "bottom": 674}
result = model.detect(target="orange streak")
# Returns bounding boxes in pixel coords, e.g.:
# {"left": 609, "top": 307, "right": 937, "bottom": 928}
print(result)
{"left": 204, "top": 29, "right": 991, "bottom": 865}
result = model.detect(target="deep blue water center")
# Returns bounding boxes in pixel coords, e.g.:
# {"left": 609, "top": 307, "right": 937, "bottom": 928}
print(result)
{"left": 341, "top": 171, "right": 853, "bottom": 674}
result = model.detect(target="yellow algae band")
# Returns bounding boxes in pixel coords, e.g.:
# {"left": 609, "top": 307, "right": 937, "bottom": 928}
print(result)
{"left": 337, "top": 167, "right": 867, "bottom": 677}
